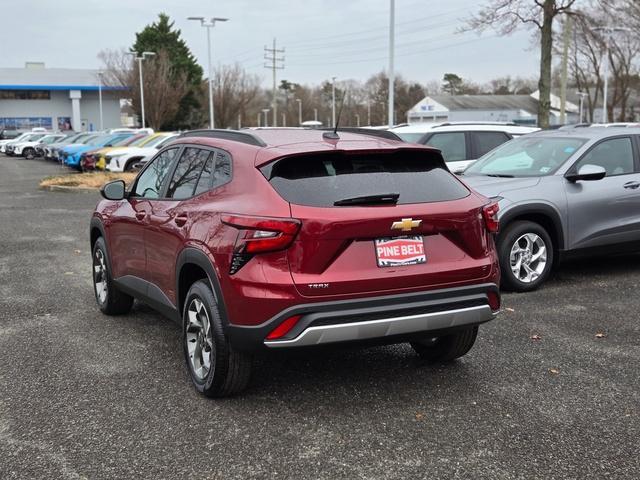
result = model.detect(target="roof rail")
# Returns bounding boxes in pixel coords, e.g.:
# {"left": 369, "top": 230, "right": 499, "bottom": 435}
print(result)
{"left": 316, "top": 127, "right": 402, "bottom": 142}
{"left": 179, "top": 129, "right": 267, "bottom": 147}
{"left": 432, "top": 122, "right": 519, "bottom": 128}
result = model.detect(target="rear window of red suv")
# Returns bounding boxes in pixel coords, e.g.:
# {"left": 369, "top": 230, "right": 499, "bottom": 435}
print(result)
{"left": 262, "top": 150, "right": 469, "bottom": 207}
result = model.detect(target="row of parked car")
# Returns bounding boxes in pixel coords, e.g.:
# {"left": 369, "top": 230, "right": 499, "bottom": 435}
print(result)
{"left": 0, "top": 128, "right": 178, "bottom": 172}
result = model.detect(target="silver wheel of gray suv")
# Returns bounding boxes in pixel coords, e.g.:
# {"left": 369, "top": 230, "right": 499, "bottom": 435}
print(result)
{"left": 498, "top": 221, "right": 554, "bottom": 292}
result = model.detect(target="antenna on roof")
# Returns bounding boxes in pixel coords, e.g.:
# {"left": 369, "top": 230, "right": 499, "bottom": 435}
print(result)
{"left": 323, "top": 88, "right": 348, "bottom": 140}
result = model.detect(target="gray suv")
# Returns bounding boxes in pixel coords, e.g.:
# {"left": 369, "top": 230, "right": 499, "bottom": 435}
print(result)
{"left": 462, "top": 127, "right": 640, "bottom": 292}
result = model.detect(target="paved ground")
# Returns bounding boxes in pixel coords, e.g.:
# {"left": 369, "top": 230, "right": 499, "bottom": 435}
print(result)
{"left": 0, "top": 155, "right": 638, "bottom": 480}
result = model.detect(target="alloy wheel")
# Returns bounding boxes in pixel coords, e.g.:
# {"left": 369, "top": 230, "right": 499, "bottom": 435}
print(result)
{"left": 93, "top": 249, "right": 108, "bottom": 304}
{"left": 186, "top": 298, "right": 214, "bottom": 381}
{"left": 509, "top": 233, "right": 547, "bottom": 283}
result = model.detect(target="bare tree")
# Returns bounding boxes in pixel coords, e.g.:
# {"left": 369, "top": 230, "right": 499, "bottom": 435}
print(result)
{"left": 208, "top": 64, "right": 262, "bottom": 129}
{"left": 98, "top": 48, "right": 190, "bottom": 130}
{"left": 465, "top": 0, "right": 578, "bottom": 128}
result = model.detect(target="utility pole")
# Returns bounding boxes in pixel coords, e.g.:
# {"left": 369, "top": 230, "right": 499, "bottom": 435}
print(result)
{"left": 577, "top": 91, "right": 588, "bottom": 123}
{"left": 331, "top": 77, "right": 337, "bottom": 127}
{"left": 593, "top": 26, "right": 631, "bottom": 123}
{"left": 295, "top": 98, "right": 302, "bottom": 125}
{"left": 559, "top": 16, "right": 571, "bottom": 125}
{"left": 388, "top": 0, "right": 395, "bottom": 128}
{"left": 97, "top": 71, "right": 104, "bottom": 131}
{"left": 264, "top": 38, "right": 285, "bottom": 127}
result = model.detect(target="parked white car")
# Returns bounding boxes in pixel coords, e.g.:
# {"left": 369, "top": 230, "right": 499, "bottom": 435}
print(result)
{"left": 105, "top": 133, "right": 178, "bottom": 172}
{"left": 13, "top": 133, "right": 66, "bottom": 159}
{"left": 0, "top": 132, "right": 31, "bottom": 153}
{"left": 391, "top": 122, "right": 540, "bottom": 173}
{"left": 4, "top": 133, "right": 49, "bottom": 156}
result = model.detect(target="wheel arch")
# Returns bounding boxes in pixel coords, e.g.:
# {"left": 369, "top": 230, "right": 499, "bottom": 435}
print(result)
{"left": 176, "top": 247, "right": 229, "bottom": 327}
{"left": 499, "top": 203, "right": 566, "bottom": 254}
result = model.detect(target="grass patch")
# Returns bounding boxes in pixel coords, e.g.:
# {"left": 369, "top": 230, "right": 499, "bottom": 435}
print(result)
{"left": 40, "top": 172, "right": 137, "bottom": 189}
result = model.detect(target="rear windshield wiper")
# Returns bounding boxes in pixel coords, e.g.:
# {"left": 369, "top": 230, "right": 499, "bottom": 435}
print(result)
{"left": 484, "top": 173, "right": 515, "bottom": 178}
{"left": 333, "top": 193, "right": 400, "bottom": 206}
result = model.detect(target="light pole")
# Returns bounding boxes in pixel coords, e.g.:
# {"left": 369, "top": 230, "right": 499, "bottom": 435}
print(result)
{"left": 331, "top": 77, "right": 337, "bottom": 127}
{"left": 576, "top": 91, "right": 588, "bottom": 123}
{"left": 593, "top": 26, "right": 631, "bottom": 123}
{"left": 355, "top": 113, "right": 360, "bottom": 127}
{"left": 262, "top": 108, "right": 270, "bottom": 127}
{"left": 295, "top": 98, "right": 302, "bottom": 125}
{"left": 97, "top": 71, "right": 104, "bottom": 131}
{"left": 128, "top": 51, "right": 155, "bottom": 128}
{"left": 313, "top": 108, "right": 318, "bottom": 122}
{"left": 388, "top": 0, "right": 395, "bottom": 128}
{"left": 188, "top": 16, "right": 228, "bottom": 129}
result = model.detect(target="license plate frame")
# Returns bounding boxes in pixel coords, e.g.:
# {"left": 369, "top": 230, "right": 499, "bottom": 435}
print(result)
{"left": 374, "top": 235, "right": 426, "bottom": 268}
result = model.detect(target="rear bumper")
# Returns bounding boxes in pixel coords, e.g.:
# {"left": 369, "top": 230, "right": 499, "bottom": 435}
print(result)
{"left": 226, "top": 283, "right": 499, "bottom": 351}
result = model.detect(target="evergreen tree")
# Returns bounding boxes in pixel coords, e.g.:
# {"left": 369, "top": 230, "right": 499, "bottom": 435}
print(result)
{"left": 132, "top": 13, "right": 204, "bottom": 129}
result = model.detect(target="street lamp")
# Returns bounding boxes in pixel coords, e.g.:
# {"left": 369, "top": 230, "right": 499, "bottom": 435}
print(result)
{"left": 576, "top": 91, "right": 588, "bottom": 123}
{"left": 388, "top": 0, "right": 395, "bottom": 128}
{"left": 331, "top": 76, "right": 337, "bottom": 127}
{"left": 592, "top": 26, "right": 631, "bottom": 123}
{"left": 128, "top": 51, "right": 155, "bottom": 128}
{"left": 295, "top": 98, "right": 302, "bottom": 126}
{"left": 97, "top": 71, "right": 104, "bottom": 131}
{"left": 188, "top": 16, "right": 229, "bottom": 129}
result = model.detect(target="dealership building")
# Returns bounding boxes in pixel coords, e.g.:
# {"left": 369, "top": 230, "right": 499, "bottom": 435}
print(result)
{"left": 0, "top": 63, "right": 123, "bottom": 132}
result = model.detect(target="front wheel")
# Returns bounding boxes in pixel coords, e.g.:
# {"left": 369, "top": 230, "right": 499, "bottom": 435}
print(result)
{"left": 92, "top": 237, "right": 133, "bottom": 315}
{"left": 497, "top": 221, "right": 554, "bottom": 292}
{"left": 410, "top": 326, "right": 478, "bottom": 362}
{"left": 183, "top": 280, "right": 252, "bottom": 397}
{"left": 24, "top": 148, "right": 35, "bottom": 160}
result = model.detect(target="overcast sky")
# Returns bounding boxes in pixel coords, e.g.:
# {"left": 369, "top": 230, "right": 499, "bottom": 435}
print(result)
{"left": 4, "top": 0, "right": 538, "bottom": 87}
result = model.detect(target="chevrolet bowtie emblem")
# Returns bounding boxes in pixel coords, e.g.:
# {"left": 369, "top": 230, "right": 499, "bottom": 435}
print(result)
{"left": 391, "top": 218, "right": 422, "bottom": 232}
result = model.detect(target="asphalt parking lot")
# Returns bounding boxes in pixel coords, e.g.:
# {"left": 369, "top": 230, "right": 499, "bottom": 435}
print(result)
{"left": 0, "top": 155, "right": 638, "bottom": 480}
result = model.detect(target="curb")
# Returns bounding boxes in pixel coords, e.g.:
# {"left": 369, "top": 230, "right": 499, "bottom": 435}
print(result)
{"left": 40, "top": 185, "right": 98, "bottom": 193}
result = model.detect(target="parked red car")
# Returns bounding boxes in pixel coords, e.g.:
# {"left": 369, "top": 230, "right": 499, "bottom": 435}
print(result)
{"left": 90, "top": 128, "right": 500, "bottom": 397}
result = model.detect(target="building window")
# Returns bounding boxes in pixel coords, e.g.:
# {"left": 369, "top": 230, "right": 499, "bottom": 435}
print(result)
{"left": 0, "top": 90, "right": 51, "bottom": 100}
{"left": 0, "top": 117, "right": 53, "bottom": 129}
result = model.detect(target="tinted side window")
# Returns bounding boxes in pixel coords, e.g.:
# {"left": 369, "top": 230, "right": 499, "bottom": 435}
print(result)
{"left": 166, "top": 147, "right": 212, "bottom": 199}
{"left": 212, "top": 151, "right": 232, "bottom": 188}
{"left": 575, "top": 137, "right": 635, "bottom": 176}
{"left": 133, "top": 148, "right": 179, "bottom": 198}
{"left": 472, "top": 131, "right": 510, "bottom": 157}
{"left": 425, "top": 132, "right": 467, "bottom": 161}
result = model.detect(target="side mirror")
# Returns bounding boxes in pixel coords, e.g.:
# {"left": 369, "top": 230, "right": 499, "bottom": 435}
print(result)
{"left": 565, "top": 164, "right": 606, "bottom": 182}
{"left": 100, "top": 180, "right": 126, "bottom": 200}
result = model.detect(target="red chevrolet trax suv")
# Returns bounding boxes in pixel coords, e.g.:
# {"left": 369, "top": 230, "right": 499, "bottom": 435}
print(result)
{"left": 90, "top": 128, "right": 500, "bottom": 397}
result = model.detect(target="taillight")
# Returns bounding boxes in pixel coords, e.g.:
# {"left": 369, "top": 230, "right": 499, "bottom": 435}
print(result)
{"left": 266, "top": 315, "right": 302, "bottom": 340}
{"left": 482, "top": 202, "right": 500, "bottom": 233}
{"left": 221, "top": 214, "right": 301, "bottom": 274}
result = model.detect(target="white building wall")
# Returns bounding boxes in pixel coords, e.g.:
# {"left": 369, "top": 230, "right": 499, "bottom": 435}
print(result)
{"left": 0, "top": 90, "right": 121, "bottom": 131}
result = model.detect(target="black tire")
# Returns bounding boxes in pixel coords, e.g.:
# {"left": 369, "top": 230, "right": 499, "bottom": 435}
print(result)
{"left": 183, "top": 280, "right": 252, "bottom": 397}
{"left": 497, "top": 221, "right": 554, "bottom": 292}
{"left": 24, "top": 148, "right": 35, "bottom": 160}
{"left": 92, "top": 237, "right": 134, "bottom": 315}
{"left": 410, "top": 326, "right": 478, "bottom": 362}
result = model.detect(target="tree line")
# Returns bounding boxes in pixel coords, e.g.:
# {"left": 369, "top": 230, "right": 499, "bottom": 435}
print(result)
{"left": 101, "top": 2, "right": 640, "bottom": 130}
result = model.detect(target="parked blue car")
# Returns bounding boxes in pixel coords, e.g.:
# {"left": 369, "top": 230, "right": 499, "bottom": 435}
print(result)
{"left": 62, "top": 133, "right": 134, "bottom": 169}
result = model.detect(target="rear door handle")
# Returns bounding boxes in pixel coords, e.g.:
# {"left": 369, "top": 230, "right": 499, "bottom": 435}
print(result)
{"left": 174, "top": 213, "right": 188, "bottom": 227}
{"left": 623, "top": 181, "right": 640, "bottom": 190}
{"left": 135, "top": 210, "right": 147, "bottom": 221}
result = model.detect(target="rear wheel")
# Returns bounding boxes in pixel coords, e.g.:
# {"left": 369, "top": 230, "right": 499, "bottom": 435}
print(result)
{"left": 410, "top": 326, "right": 478, "bottom": 362}
{"left": 183, "top": 280, "right": 252, "bottom": 397}
{"left": 24, "top": 148, "right": 35, "bottom": 160}
{"left": 92, "top": 237, "right": 133, "bottom": 315}
{"left": 498, "top": 221, "right": 553, "bottom": 292}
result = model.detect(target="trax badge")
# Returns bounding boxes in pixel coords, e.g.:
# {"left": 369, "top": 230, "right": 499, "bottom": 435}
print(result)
{"left": 391, "top": 218, "right": 422, "bottom": 232}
